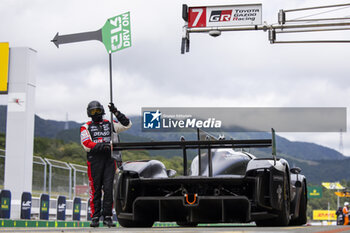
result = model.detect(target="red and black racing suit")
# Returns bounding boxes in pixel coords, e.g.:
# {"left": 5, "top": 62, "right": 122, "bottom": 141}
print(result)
{"left": 80, "top": 117, "right": 131, "bottom": 219}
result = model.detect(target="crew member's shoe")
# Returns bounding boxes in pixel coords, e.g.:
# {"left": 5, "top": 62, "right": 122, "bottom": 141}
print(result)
{"left": 103, "top": 216, "right": 116, "bottom": 227}
{"left": 90, "top": 217, "right": 100, "bottom": 227}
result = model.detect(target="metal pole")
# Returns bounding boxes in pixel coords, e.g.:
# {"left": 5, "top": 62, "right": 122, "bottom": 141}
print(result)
{"left": 208, "top": 147, "right": 213, "bottom": 177}
{"left": 49, "top": 162, "right": 51, "bottom": 196}
{"left": 287, "top": 17, "right": 350, "bottom": 23}
{"left": 70, "top": 163, "right": 76, "bottom": 198}
{"left": 44, "top": 158, "right": 52, "bottom": 197}
{"left": 197, "top": 128, "right": 201, "bottom": 176}
{"left": 337, "top": 189, "right": 340, "bottom": 208}
{"left": 328, "top": 202, "right": 330, "bottom": 223}
{"left": 273, "top": 40, "right": 350, "bottom": 44}
{"left": 181, "top": 137, "right": 187, "bottom": 176}
{"left": 273, "top": 22, "right": 350, "bottom": 30}
{"left": 73, "top": 169, "right": 76, "bottom": 198}
{"left": 276, "top": 27, "right": 350, "bottom": 34}
{"left": 283, "top": 3, "right": 350, "bottom": 13}
{"left": 35, "top": 156, "right": 47, "bottom": 193}
{"left": 272, "top": 128, "right": 277, "bottom": 166}
{"left": 337, "top": 181, "right": 340, "bottom": 209}
{"left": 187, "top": 22, "right": 350, "bottom": 33}
{"left": 66, "top": 162, "right": 72, "bottom": 199}
{"left": 206, "top": 136, "right": 213, "bottom": 177}
{"left": 43, "top": 161, "right": 47, "bottom": 193}
{"left": 109, "top": 52, "right": 114, "bottom": 138}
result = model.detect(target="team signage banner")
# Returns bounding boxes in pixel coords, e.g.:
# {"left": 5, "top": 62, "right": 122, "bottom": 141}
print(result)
{"left": 188, "top": 4, "right": 262, "bottom": 28}
{"left": 308, "top": 186, "right": 322, "bottom": 199}
{"left": 20, "top": 192, "right": 32, "bottom": 219}
{"left": 40, "top": 194, "right": 50, "bottom": 220}
{"left": 0, "top": 42, "right": 9, "bottom": 94}
{"left": 313, "top": 210, "right": 336, "bottom": 221}
{"left": 72, "top": 197, "right": 81, "bottom": 221}
{"left": 57, "top": 196, "right": 66, "bottom": 221}
{"left": 322, "top": 182, "right": 345, "bottom": 190}
{"left": 335, "top": 191, "right": 350, "bottom": 197}
{"left": 0, "top": 190, "right": 11, "bottom": 219}
{"left": 102, "top": 12, "right": 131, "bottom": 53}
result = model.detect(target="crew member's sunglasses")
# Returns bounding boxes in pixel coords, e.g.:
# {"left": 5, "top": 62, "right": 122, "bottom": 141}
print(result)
{"left": 90, "top": 108, "right": 102, "bottom": 115}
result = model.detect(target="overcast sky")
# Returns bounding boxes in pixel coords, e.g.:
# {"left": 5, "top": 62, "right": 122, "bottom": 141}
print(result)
{"left": 0, "top": 0, "right": 349, "bottom": 155}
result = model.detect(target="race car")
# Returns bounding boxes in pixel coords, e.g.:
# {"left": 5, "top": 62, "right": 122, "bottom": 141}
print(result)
{"left": 113, "top": 129, "right": 307, "bottom": 227}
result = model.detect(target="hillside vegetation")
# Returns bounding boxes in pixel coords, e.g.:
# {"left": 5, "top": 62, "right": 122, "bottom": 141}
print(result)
{"left": 0, "top": 132, "right": 185, "bottom": 174}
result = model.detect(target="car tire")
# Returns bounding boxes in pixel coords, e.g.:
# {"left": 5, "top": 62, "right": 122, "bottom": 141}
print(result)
{"left": 114, "top": 172, "right": 154, "bottom": 228}
{"left": 275, "top": 173, "right": 291, "bottom": 226}
{"left": 255, "top": 172, "right": 290, "bottom": 227}
{"left": 116, "top": 213, "right": 154, "bottom": 228}
{"left": 289, "top": 181, "right": 307, "bottom": 226}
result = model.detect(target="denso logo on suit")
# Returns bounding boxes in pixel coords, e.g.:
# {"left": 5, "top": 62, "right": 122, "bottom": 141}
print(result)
{"left": 93, "top": 131, "right": 110, "bottom": 137}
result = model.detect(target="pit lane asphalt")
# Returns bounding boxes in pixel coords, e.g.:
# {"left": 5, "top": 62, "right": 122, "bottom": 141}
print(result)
{"left": 1, "top": 225, "right": 350, "bottom": 233}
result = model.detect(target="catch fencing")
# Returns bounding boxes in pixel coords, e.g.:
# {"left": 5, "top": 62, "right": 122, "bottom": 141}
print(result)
{"left": 0, "top": 150, "right": 89, "bottom": 200}
{"left": 0, "top": 149, "right": 4, "bottom": 188}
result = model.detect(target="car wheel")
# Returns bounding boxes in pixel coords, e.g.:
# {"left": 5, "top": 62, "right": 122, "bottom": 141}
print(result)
{"left": 115, "top": 195, "right": 154, "bottom": 227}
{"left": 289, "top": 181, "right": 307, "bottom": 226}
{"left": 116, "top": 212, "right": 154, "bottom": 228}
{"left": 275, "top": 172, "right": 290, "bottom": 226}
{"left": 114, "top": 172, "right": 154, "bottom": 228}
{"left": 255, "top": 172, "right": 290, "bottom": 226}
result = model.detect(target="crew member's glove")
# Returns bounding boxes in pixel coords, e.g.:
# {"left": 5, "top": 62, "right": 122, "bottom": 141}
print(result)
{"left": 108, "top": 102, "right": 130, "bottom": 126}
{"left": 103, "top": 143, "right": 111, "bottom": 153}
{"left": 93, "top": 142, "right": 111, "bottom": 153}
{"left": 108, "top": 102, "right": 118, "bottom": 114}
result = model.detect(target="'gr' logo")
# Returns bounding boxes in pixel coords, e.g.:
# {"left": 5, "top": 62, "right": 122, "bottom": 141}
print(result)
{"left": 143, "top": 110, "right": 161, "bottom": 129}
{"left": 209, "top": 10, "right": 233, "bottom": 22}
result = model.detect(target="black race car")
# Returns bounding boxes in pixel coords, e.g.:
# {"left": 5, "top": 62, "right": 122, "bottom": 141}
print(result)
{"left": 113, "top": 129, "right": 307, "bottom": 227}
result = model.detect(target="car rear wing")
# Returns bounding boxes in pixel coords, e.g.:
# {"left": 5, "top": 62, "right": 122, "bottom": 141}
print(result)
{"left": 113, "top": 129, "right": 275, "bottom": 177}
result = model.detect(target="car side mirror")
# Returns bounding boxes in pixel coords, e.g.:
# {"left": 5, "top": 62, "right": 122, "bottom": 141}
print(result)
{"left": 290, "top": 167, "right": 301, "bottom": 174}
{"left": 167, "top": 169, "right": 177, "bottom": 177}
